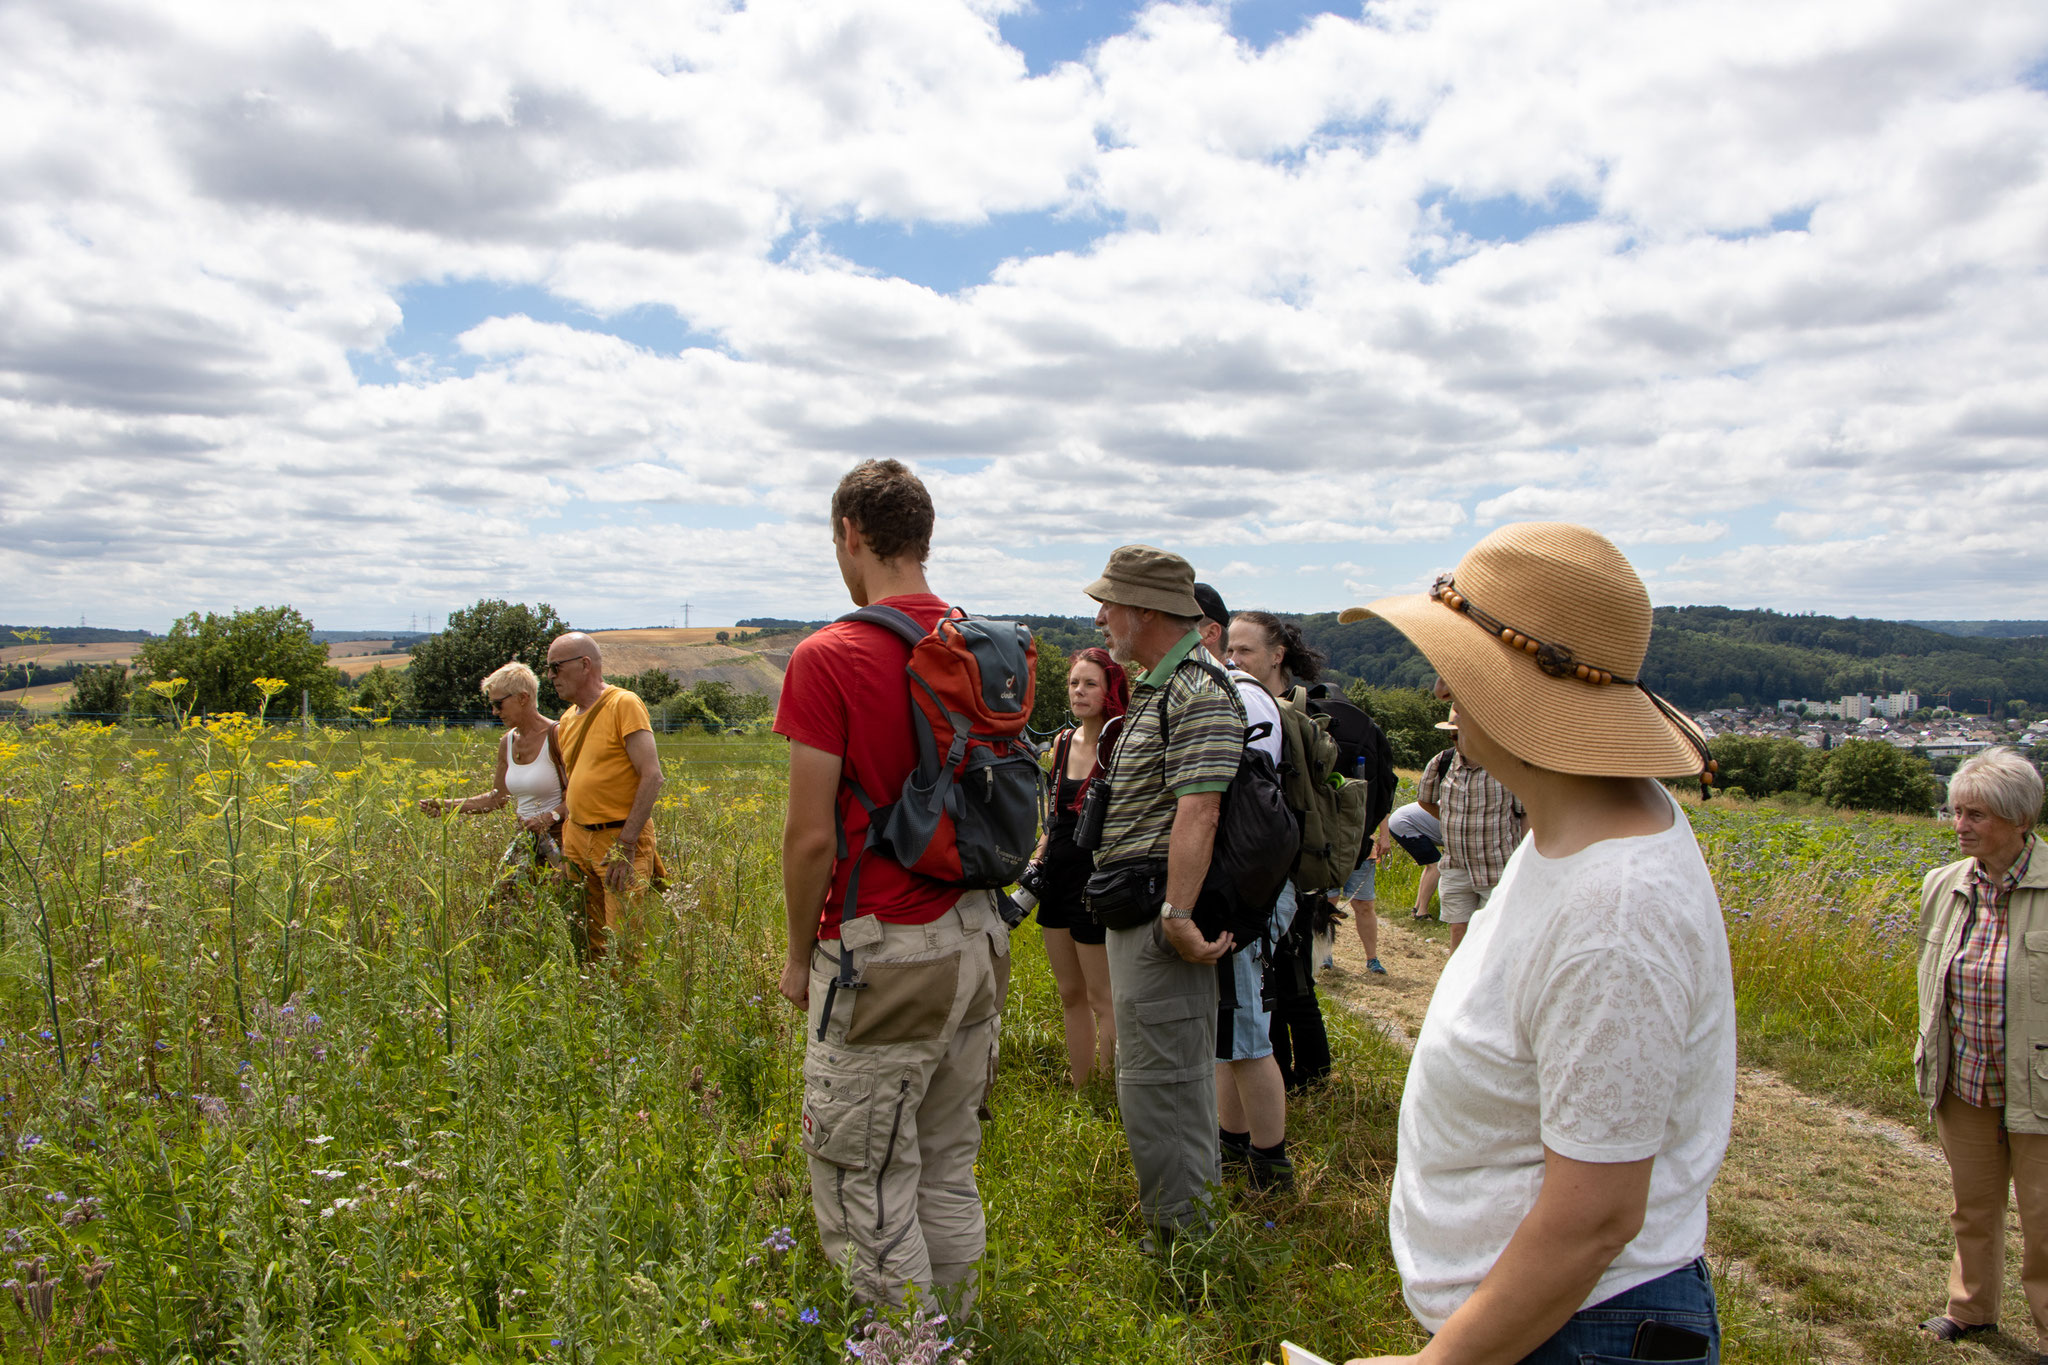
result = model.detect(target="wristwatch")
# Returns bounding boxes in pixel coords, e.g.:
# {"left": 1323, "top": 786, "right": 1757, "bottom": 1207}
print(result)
{"left": 1162, "top": 901, "right": 1194, "bottom": 920}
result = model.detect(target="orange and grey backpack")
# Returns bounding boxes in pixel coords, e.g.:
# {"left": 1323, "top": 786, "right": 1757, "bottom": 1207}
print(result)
{"left": 818, "top": 605, "right": 1043, "bottom": 1036}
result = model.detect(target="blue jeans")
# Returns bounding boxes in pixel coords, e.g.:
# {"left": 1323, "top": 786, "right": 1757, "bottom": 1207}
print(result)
{"left": 1515, "top": 1258, "right": 1719, "bottom": 1364}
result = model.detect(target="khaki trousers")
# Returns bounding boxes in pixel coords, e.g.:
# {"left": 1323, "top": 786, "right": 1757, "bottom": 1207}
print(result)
{"left": 1106, "top": 916, "right": 1221, "bottom": 1234}
{"left": 560, "top": 821, "right": 658, "bottom": 958}
{"left": 1935, "top": 1090, "right": 2048, "bottom": 1339}
{"left": 801, "top": 892, "right": 1009, "bottom": 1307}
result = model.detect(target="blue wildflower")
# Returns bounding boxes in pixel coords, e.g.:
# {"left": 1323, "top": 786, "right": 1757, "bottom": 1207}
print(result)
{"left": 800, "top": 1307, "right": 820, "bottom": 1325}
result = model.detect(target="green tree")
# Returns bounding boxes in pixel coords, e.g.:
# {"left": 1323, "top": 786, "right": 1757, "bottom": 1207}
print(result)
{"left": 64, "top": 664, "right": 131, "bottom": 720}
{"left": 406, "top": 599, "right": 571, "bottom": 721}
{"left": 1707, "top": 735, "right": 1814, "bottom": 798}
{"left": 351, "top": 664, "right": 411, "bottom": 718}
{"left": 1816, "top": 738, "right": 1942, "bottom": 814}
{"left": 1347, "top": 683, "right": 1452, "bottom": 769}
{"left": 607, "top": 668, "right": 680, "bottom": 706}
{"left": 1031, "top": 638, "right": 1071, "bottom": 736}
{"left": 133, "top": 606, "right": 344, "bottom": 717}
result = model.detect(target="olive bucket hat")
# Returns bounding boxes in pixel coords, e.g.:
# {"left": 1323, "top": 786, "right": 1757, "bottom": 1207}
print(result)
{"left": 1085, "top": 545, "right": 1203, "bottom": 618}
{"left": 1340, "top": 522, "right": 1714, "bottom": 784}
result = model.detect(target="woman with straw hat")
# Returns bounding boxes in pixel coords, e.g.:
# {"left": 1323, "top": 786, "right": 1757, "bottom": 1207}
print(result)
{"left": 1341, "top": 523, "right": 1735, "bottom": 1365}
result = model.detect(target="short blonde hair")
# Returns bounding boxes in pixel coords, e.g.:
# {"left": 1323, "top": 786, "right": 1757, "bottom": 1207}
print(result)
{"left": 480, "top": 661, "right": 539, "bottom": 702}
{"left": 1951, "top": 747, "right": 2044, "bottom": 831}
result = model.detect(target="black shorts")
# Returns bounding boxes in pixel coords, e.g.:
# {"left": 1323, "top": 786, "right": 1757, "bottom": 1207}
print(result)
{"left": 1035, "top": 889, "right": 1106, "bottom": 945}
{"left": 1391, "top": 829, "right": 1442, "bottom": 866}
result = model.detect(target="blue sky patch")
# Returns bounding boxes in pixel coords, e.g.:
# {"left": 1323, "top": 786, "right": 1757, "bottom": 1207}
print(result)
{"left": 803, "top": 209, "right": 1121, "bottom": 294}
{"left": 998, "top": 1, "right": 1353, "bottom": 76}
{"left": 350, "top": 280, "right": 720, "bottom": 385}
{"left": 1424, "top": 188, "right": 1601, "bottom": 244}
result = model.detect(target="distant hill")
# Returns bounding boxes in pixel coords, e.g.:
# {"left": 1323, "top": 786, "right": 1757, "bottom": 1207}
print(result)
{"left": 1302, "top": 606, "right": 2048, "bottom": 712}
{"left": 0, "top": 625, "right": 152, "bottom": 644}
{"left": 1906, "top": 621, "right": 2048, "bottom": 639}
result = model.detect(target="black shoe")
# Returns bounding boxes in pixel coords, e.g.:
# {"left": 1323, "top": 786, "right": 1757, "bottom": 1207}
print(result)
{"left": 1920, "top": 1315, "right": 1995, "bottom": 1342}
{"left": 1220, "top": 1129, "right": 1251, "bottom": 1171}
{"left": 1248, "top": 1151, "right": 1295, "bottom": 1192}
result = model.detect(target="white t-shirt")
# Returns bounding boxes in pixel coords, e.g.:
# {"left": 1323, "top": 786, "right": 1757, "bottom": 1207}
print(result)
{"left": 1388, "top": 789, "right": 1735, "bottom": 1333}
{"left": 1229, "top": 670, "right": 1283, "bottom": 763}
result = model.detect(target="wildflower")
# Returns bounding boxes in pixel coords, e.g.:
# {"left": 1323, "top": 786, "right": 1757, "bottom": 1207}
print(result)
{"left": 800, "top": 1307, "right": 821, "bottom": 1325}
{"left": 1, "top": 1231, "right": 26, "bottom": 1252}
{"left": 15, "top": 1133, "right": 41, "bottom": 1152}
{"left": 38, "top": 1031, "right": 50, "bottom": 1041}
{"left": 762, "top": 1226, "right": 797, "bottom": 1254}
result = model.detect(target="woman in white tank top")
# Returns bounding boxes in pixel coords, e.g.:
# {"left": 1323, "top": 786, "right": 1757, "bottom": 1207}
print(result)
{"left": 418, "top": 661, "right": 566, "bottom": 878}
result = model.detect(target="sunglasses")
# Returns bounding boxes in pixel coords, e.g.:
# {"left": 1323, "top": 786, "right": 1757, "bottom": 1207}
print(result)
{"left": 544, "top": 657, "right": 587, "bottom": 675}
{"left": 488, "top": 694, "right": 514, "bottom": 711}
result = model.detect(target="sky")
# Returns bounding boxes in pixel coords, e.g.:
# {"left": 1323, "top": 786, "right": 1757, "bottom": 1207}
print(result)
{"left": 2, "top": 0, "right": 2046, "bottom": 632}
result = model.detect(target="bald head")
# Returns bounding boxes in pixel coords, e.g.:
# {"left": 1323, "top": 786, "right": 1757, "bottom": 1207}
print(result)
{"left": 545, "top": 631, "right": 605, "bottom": 707}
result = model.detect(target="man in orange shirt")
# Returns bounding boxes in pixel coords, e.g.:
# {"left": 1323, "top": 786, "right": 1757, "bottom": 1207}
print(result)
{"left": 546, "top": 631, "right": 665, "bottom": 957}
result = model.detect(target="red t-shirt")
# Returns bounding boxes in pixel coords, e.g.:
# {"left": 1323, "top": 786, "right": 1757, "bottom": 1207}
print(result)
{"left": 773, "top": 594, "right": 960, "bottom": 939}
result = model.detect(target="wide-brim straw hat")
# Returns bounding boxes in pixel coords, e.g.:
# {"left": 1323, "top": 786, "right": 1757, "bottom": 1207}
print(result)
{"left": 1339, "top": 523, "right": 1708, "bottom": 779}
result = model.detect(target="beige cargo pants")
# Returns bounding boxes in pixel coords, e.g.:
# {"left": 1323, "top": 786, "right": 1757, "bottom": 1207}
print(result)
{"left": 801, "top": 891, "right": 1009, "bottom": 1307}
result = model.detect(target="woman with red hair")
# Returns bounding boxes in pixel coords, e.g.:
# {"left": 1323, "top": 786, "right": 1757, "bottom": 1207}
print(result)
{"left": 1027, "top": 647, "right": 1130, "bottom": 1087}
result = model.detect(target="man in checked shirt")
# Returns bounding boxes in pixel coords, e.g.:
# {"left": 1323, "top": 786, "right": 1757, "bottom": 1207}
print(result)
{"left": 1420, "top": 678, "right": 1527, "bottom": 953}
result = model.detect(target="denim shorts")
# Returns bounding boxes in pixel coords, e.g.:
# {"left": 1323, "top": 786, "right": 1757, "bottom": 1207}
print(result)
{"left": 1224, "top": 882, "right": 1297, "bottom": 1061}
{"left": 1338, "top": 858, "right": 1376, "bottom": 903}
{"left": 1515, "top": 1258, "right": 1719, "bottom": 1364}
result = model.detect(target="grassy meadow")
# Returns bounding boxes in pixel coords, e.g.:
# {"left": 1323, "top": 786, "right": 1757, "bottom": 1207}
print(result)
{"left": 0, "top": 720, "right": 1967, "bottom": 1362}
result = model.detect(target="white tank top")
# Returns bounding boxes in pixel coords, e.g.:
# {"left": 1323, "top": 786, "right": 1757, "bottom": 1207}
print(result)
{"left": 504, "top": 731, "right": 564, "bottom": 820}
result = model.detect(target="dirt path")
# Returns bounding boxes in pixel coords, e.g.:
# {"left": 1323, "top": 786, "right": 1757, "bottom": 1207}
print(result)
{"left": 1318, "top": 911, "right": 2037, "bottom": 1364}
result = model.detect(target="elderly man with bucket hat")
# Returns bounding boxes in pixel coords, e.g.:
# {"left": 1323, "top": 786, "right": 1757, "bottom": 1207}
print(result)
{"left": 1083, "top": 545, "right": 1244, "bottom": 1247}
{"left": 1337, "top": 523, "right": 1734, "bottom": 1365}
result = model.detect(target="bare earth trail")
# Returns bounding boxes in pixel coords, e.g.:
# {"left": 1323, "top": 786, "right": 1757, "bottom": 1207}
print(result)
{"left": 1318, "top": 912, "right": 2039, "bottom": 1364}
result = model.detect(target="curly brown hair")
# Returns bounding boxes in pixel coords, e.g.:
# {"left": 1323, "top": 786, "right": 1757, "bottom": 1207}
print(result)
{"left": 830, "top": 459, "right": 934, "bottom": 564}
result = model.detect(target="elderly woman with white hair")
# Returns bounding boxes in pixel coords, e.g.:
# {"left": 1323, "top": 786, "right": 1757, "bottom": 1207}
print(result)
{"left": 1915, "top": 746, "right": 2048, "bottom": 1358}
{"left": 418, "top": 661, "right": 568, "bottom": 880}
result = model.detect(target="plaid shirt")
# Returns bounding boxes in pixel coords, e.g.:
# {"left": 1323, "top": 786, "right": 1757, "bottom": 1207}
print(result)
{"left": 1945, "top": 843, "right": 2035, "bottom": 1108}
{"left": 1419, "top": 749, "right": 1525, "bottom": 889}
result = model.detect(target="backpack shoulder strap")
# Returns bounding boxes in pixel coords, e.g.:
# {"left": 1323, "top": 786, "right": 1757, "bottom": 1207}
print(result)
{"left": 836, "top": 604, "right": 926, "bottom": 648}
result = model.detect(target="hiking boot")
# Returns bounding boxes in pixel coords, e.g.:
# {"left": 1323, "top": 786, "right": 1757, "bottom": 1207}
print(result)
{"left": 1366, "top": 957, "right": 1387, "bottom": 975}
{"left": 1220, "top": 1128, "right": 1252, "bottom": 1171}
{"left": 1248, "top": 1150, "right": 1295, "bottom": 1192}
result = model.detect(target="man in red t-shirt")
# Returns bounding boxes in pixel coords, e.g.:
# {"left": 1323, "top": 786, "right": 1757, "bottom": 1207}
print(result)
{"left": 774, "top": 458, "right": 1009, "bottom": 1310}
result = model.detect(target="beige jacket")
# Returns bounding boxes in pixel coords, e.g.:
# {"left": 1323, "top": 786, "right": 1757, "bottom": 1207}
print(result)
{"left": 1915, "top": 835, "right": 2048, "bottom": 1130}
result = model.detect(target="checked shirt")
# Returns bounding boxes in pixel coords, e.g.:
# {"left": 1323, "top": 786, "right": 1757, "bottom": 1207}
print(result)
{"left": 1946, "top": 843, "right": 2036, "bottom": 1109}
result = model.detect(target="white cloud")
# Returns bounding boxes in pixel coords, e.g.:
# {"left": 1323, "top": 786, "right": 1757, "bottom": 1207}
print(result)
{"left": 2, "top": 0, "right": 2047, "bottom": 629}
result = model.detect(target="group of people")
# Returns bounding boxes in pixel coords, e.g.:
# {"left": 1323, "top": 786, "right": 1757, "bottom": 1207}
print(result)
{"left": 761, "top": 457, "right": 1737, "bottom": 1363}
{"left": 427, "top": 454, "right": 2048, "bottom": 1365}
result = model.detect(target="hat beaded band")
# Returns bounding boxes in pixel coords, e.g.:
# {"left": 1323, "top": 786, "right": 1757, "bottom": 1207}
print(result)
{"left": 1431, "top": 572, "right": 1721, "bottom": 794}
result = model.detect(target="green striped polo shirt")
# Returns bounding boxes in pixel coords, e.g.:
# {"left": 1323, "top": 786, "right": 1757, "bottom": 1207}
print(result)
{"left": 1096, "top": 631, "right": 1246, "bottom": 870}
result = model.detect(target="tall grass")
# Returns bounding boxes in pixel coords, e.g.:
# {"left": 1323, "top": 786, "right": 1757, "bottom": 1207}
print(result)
{"left": 1691, "top": 798, "right": 1953, "bottom": 1128}
{"left": 0, "top": 719, "right": 1445, "bottom": 1363}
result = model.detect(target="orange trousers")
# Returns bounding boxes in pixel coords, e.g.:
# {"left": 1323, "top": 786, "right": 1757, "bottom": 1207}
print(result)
{"left": 560, "top": 821, "right": 661, "bottom": 959}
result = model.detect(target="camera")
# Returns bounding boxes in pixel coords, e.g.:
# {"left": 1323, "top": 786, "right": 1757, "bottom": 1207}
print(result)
{"left": 999, "top": 861, "right": 1046, "bottom": 929}
{"left": 1073, "top": 777, "right": 1112, "bottom": 852}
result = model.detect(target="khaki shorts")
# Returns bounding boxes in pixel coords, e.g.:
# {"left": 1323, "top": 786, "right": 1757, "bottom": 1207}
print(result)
{"left": 1437, "top": 865, "right": 1495, "bottom": 925}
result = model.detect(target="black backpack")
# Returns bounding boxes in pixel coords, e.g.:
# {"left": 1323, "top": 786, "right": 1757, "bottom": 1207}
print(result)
{"left": 1289, "top": 684, "right": 1398, "bottom": 863}
{"left": 1161, "top": 657, "right": 1300, "bottom": 953}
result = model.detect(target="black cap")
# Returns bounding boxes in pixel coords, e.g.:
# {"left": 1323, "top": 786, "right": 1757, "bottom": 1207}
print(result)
{"left": 1192, "top": 582, "right": 1229, "bottom": 629}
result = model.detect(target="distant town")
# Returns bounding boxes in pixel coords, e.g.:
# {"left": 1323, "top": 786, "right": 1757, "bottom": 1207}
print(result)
{"left": 1693, "top": 689, "right": 2046, "bottom": 776}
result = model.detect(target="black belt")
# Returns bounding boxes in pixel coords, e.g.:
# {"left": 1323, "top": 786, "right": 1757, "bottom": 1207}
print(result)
{"left": 578, "top": 819, "right": 627, "bottom": 831}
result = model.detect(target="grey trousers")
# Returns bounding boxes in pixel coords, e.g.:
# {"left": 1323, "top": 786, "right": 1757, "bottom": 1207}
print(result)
{"left": 1107, "top": 916, "right": 1221, "bottom": 1232}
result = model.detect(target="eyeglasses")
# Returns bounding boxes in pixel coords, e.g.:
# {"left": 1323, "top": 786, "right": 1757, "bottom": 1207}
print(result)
{"left": 488, "top": 694, "right": 513, "bottom": 710}
{"left": 544, "top": 657, "right": 587, "bottom": 675}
